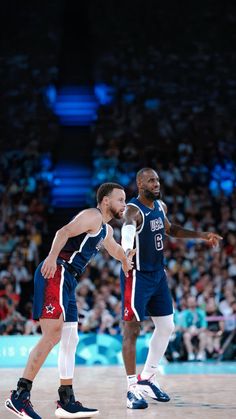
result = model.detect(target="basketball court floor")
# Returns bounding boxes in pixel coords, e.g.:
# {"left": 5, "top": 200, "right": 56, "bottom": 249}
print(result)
{"left": 1, "top": 363, "right": 236, "bottom": 418}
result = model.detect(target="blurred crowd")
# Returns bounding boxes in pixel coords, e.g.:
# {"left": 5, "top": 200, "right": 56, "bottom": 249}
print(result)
{"left": 0, "top": 141, "right": 54, "bottom": 335}
{"left": 0, "top": 1, "right": 61, "bottom": 154}
{"left": 91, "top": 44, "right": 236, "bottom": 195}
{"left": 86, "top": 43, "right": 236, "bottom": 361}
{"left": 0, "top": 2, "right": 60, "bottom": 336}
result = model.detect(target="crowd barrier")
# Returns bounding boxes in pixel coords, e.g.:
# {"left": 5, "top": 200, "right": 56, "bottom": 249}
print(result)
{"left": 0, "top": 333, "right": 151, "bottom": 367}
{"left": 1, "top": 316, "right": 235, "bottom": 367}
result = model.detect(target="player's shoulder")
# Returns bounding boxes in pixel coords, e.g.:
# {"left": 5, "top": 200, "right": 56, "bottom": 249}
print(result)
{"left": 125, "top": 203, "right": 141, "bottom": 217}
{"left": 106, "top": 223, "right": 113, "bottom": 233}
{"left": 158, "top": 199, "right": 167, "bottom": 213}
{"left": 124, "top": 203, "right": 142, "bottom": 225}
{"left": 126, "top": 201, "right": 141, "bottom": 211}
{"left": 78, "top": 208, "right": 102, "bottom": 222}
{"left": 103, "top": 223, "right": 113, "bottom": 240}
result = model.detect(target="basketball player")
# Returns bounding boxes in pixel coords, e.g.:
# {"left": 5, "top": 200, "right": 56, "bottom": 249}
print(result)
{"left": 120, "top": 168, "right": 223, "bottom": 409}
{"left": 5, "top": 183, "right": 135, "bottom": 419}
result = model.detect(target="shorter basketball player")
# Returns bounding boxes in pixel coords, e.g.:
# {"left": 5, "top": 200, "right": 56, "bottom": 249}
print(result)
{"left": 120, "top": 168, "right": 223, "bottom": 409}
{"left": 5, "top": 183, "right": 135, "bottom": 419}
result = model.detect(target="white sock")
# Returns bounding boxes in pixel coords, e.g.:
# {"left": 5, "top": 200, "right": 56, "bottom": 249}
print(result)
{"left": 140, "top": 367, "right": 158, "bottom": 380}
{"left": 141, "top": 315, "right": 174, "bottom": 380}
{"left": 127, "top": 375, "right": 137, "bottom": 388}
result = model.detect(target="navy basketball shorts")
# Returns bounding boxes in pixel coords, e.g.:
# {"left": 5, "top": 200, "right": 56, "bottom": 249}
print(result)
{"left": 33, "top": 261, "right": 78, "bottom": 322}
{"left": 120, "top": 268, "right": 173, "bottom": 321}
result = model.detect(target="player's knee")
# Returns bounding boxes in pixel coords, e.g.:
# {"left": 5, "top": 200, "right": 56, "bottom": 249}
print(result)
{"left": 43, "top": 327, "right": 62, "bottom": 346}
{"left": 123, "top": 331, "right": 139, "bottom": 344}
{"left": 123, "top": 321, "right": 140, "bottom": 341}
{"left": 162, "top": 319, "right": 175, "bottom": 336}
{"left": 61, "top": 330, "right": 79, "bottom": 349}
{"left": 51, "top": 331, "right": 62, "bottom": 346}
{"left": 42, "top": 333, "right": 61, "bottom": 350}
{"left": 168, "top": 318, "right": 175, "bottom": 335}
{"left": 155, "top": 316, "right": 175, "bottom": 337}
{"left": 72, "top": 332, "right": 79, "bottom": 346}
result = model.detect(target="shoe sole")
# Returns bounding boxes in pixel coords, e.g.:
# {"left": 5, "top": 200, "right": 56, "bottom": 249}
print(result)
{"left": 55, "top": 407, "right": 99, "bottom": 418}
{"left": 5, "top": 398, "right": 33, "bottom": 418}
{"left": 127, "top": 404, "right": 148, "bottom": 409}
{"left": 127, "top": 400, "right": 148, "bottom": 409}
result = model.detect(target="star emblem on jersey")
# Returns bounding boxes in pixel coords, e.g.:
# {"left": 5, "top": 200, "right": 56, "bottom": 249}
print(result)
{"left": 45, "top": 303, "right": 55, "bottom": 314}
{"left": 124, "top": 307, "right": 129, "bottom": 317}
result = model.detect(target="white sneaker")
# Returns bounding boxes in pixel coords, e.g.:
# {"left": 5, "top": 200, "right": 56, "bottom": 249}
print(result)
{"left": 172, "top": 351, "right": 180, "bottom": 360}
{"left": 137, "top": 374, "right": 170, "bottom": 402}
{"left": 187, "top": 353, "right": 195, "bottom": 361}
{"left": 196, "top": 351, "right": 206, "bottom": 361}
{"left": 127, "top": 385, "right": 148, "bottom": 409}
{"left": 55, "top": 400, "right": 99, "bottom": 418}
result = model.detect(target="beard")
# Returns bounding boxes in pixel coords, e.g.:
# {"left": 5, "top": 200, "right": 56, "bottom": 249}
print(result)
{"left": 109, "top": 205, "right": 123, "bottom": 220}
{"left": 144, "top": 189, "right": 161, "bottom": 201}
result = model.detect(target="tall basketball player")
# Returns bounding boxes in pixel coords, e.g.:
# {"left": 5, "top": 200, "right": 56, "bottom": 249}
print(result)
{"left": 5, "top": 183, "right": 135, "bottom": 419}
{"left": 120, "top": 168, "right": 223, "bottom": 409}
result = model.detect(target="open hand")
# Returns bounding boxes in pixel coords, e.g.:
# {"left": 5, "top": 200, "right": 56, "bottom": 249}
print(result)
{"left": 126, "top": 249, "right": 136, "bottom": 260}
{"left": 122, "top": 249, "right": 136, "bottom": 276}
{"left": 41, "top": 255, "right": 57, "bottom": 279}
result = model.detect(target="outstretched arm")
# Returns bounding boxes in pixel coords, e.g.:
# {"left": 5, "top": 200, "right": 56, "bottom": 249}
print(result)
{"left": 103, "top": 225, "right": 135, "bottom": 276}
{"left": 161, "top": 201, "right": 223, "bottom": 247}
{"left": 41, "top": 209, "right": 102, "bottom": 279}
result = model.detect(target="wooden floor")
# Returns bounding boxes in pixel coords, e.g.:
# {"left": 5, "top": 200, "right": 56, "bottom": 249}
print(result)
{"left": 1, "top": 366, "right": 236, "bottom": 419}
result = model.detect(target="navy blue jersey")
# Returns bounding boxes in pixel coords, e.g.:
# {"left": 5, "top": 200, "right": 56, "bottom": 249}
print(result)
{"left": 129, "top": 197, "right": 166, "bottom": 272}
{"left": 58, "top": 223, "right": 108, "bottom": 274}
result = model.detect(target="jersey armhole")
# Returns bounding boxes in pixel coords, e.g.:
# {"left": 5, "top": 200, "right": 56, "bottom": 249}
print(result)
{"left": 96, "top": 207, "right": 104, "bottom": 229}
{"left": 158, "top": 200, "right": 166, "bottom": 217}
{"left": 104, "top": 223, "right": 109, "bottom": 240}
{"left": 127, "top": 203, "right": 144, "bottom": 234}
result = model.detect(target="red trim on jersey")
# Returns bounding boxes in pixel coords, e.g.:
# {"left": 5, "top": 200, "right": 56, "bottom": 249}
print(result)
{"left": 58, "top": 251, "right": 71, "bottom": 261}
{"left": 41, "top": 265, "right": 63, "bottom": 319}
{"left": 123, "top": 270, "right": 135, "bottom": 321}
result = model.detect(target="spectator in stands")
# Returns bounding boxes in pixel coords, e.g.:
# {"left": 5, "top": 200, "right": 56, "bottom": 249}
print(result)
{"left": 0, "top": 296, "right": 9, "bottom": 321}
{"left": 219, "top": 300, "right": 236, "bottom": 360}
{"left": 205, "top": 297, "right": 224, "bottom": 358}
{"left": 181, "top": 296, "right": 207, "bottom": 361}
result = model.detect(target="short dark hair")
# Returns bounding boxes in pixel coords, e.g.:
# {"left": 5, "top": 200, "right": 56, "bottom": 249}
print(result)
{"left": 96, "top": 182, "right": 124, "bottom": 204}
{"left": 136, "top": 167, "right": 157, "bottom": 182}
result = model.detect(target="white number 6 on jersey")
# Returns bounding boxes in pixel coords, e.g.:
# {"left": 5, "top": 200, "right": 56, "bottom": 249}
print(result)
{"left": 154, "top": 233, "right": 164, "bottom": 251}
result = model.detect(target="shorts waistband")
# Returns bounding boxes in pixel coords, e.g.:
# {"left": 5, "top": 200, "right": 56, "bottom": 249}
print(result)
{"left": 57, "top": 257, "right": 80, "bottom": 281}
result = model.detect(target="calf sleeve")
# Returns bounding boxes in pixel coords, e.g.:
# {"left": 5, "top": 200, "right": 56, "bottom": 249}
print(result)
{"left": 58, "top": 322, "right": 79, "bottom": 379}
{"left": 141, "top": 314, "right": 174, "bottom": 379}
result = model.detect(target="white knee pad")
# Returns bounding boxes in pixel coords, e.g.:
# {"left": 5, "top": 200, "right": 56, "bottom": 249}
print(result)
{"left": 152, "top": 314, "right": 175, "bottom": 336}
{"left": 58, "top": 322, "right": 79, "bottom": 379}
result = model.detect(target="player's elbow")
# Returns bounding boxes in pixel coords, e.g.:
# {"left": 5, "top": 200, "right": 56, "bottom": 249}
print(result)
{"left": 57, "top": 225, "right": 71, "bottom": 240}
